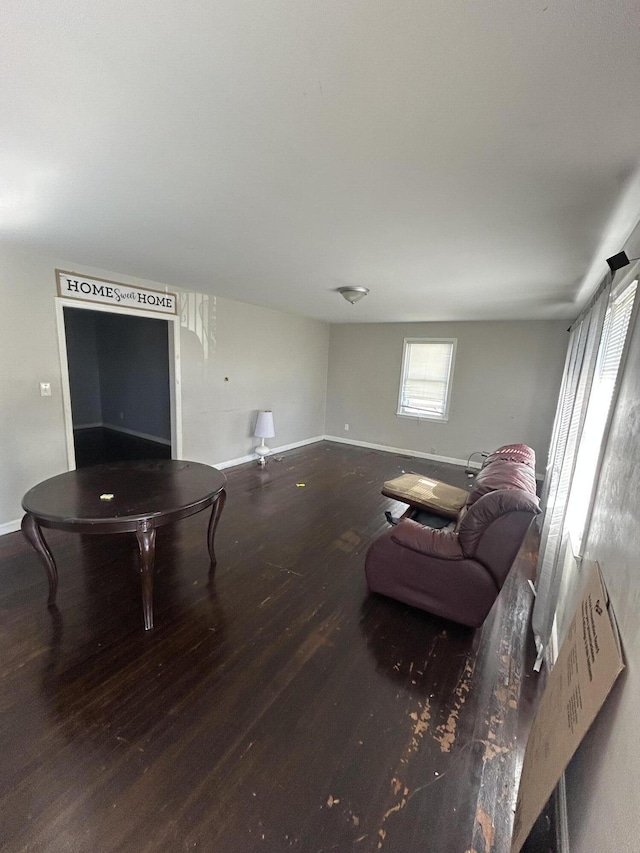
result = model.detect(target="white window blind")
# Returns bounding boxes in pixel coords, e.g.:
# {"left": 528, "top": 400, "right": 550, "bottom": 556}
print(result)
{"left": 397, "top": 338, "right": 456, "bottom": 420}
{"left": 564, "top": 278, "right": 637, "bottom": 547}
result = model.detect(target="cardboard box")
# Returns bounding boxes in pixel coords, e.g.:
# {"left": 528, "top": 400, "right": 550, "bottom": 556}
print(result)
{"left": 511, "top": 562, "right": 624, "bottom": 852}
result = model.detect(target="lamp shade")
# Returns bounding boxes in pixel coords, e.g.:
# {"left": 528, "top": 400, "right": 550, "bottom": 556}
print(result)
{"left": 254, "top": 410, "right": 275, "bottom": 439}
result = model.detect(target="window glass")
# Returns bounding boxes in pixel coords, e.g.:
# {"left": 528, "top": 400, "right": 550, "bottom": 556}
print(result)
{"left": 397, "top": 338, "right": 456, "bottom": 420}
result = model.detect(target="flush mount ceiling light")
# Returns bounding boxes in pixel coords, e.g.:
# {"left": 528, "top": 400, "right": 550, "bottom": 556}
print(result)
{"left": 337, "top": 286, "right": 369, "bottom": 305}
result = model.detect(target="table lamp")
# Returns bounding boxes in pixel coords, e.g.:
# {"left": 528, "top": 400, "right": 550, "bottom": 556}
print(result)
{"left": 254, "top": 410, "right": 275, "bottom": 466}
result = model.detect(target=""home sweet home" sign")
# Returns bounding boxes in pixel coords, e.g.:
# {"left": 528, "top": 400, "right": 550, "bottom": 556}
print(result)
{"left": 56, "top": 270, "right": 177, "bottom": 315}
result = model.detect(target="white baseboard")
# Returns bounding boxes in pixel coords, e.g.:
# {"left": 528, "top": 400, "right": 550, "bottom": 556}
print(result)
{"left": 0, "top": 519, "right": 21, "bottom": 536}
{"left": 101, "top": 423, "right": 172, "bottom": 446}
{"left": 323, "top": 435, "right": 478, "bottom": 469}
{"left": 213, "top": 435, "right": 325, "bottom": 470}
{"left": 324, "top": 435, "right": 545, "bottom": 479}
{"left": 202, "top": 434, "right": 478, "bottom": 473}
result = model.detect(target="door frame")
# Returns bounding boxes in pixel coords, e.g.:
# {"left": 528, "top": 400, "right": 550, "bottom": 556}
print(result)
{"left": 55, "top": 297, "right": 183, "bottom": 470}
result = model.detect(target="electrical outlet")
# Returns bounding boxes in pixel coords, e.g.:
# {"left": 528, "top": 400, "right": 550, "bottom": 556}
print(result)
{"left": 344, "top": 423, "right": 350, "bottom": 431}
{"left": 39, "top": 382, "right": 51, "bottom": 397}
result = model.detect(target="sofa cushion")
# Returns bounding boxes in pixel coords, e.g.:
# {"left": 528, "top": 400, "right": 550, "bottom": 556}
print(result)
{"left": 390, "top": 518, "right": 465, "bottom": 559}
{"left": 467, "top": 458, "right": 537, "bottom": 506}
{"left": 483, "top": 444, "right": 536, "bottom": 469}
{"left": 458, "top": 488, "right": 540, "bottom": 558}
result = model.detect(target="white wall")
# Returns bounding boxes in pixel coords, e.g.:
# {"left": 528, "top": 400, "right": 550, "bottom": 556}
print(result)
{"left": 563, "top": 291, "right": 640, "bottom": 852}
{"left": 0, "top": 244, "right": 329, "bottom": 528}
{"left": 179, "top": 293, "right": 329, "bottom": 466}
{"left": 326, "top": 320, "right": 568, "bottom": 468}
{"left": 0, "top": 246, "right": 70, "bottom": 530}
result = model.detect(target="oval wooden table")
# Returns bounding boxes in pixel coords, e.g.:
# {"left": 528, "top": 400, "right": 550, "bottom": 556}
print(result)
{"left": 21, "top": 459, "right": 227, "bottom": 631}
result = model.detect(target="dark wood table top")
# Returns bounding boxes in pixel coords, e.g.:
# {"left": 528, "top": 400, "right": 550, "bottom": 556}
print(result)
{"left": 22, "top": 459, "right": 227, "bottom": 533}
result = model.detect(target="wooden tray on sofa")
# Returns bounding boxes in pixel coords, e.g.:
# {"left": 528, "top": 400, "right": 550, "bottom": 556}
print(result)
{"left": 381, "top": 473, "right": 469, "bottom": 518}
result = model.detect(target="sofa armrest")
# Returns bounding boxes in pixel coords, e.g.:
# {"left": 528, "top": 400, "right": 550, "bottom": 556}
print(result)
{"left": 390, "top": 519, "right": 465, "bottom": 560}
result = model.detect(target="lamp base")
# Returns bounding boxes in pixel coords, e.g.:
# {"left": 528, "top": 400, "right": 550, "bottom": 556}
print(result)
{"left": 255, "top": 443, "right": 271, "bottom": 466}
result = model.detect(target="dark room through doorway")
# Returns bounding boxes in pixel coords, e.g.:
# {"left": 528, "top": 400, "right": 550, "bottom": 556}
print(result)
{"left": 63, "top": 307, "right": 172, "bottom": 468}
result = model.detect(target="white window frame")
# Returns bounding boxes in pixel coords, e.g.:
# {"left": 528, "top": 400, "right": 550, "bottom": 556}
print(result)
{"left": 396, "top": 337, "right": 457, "bottom": 421}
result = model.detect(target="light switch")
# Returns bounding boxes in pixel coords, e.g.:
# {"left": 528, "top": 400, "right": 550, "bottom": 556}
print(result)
{"left": 40, "top": 382, "right": 52, "bottom": 397}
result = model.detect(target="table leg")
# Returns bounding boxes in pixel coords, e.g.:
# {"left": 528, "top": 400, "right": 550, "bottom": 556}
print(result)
{"left": 207, "top": 489, "right": 227, "bottom": 568}
{"left": 21, "top": 513, "right": 58, "bottom": 607}
{"left": 136, "top": 518, "right": 157, "bottom": 631}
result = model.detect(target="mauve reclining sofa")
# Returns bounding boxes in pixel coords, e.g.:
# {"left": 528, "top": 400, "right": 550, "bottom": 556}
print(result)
{"left": 365, "top": 445, "right": 541, "bottom": 628}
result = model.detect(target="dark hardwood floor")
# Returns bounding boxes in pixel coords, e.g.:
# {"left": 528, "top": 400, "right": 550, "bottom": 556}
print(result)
{"left": 0, "top": 442, "right": 553, "bottom": 852}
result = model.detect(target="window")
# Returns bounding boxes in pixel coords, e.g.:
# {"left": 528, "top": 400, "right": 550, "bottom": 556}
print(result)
{"left": 397, "top": 338, "right": 456, "bottom": 420}
{"left": 564, "top": 277, "right": 637, "bottom": 549}
{"left": 533, "top": 273, "right": 637, "bottom": 667}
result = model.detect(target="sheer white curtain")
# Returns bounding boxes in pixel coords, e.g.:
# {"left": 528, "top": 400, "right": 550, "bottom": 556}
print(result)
{"left": 532, "top": 278, "right": 610, "bottom": 667}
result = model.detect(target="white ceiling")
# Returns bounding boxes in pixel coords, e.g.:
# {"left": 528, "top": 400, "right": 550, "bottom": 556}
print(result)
{"left": 3, "top": 1, "right": 640, "bottom": 323}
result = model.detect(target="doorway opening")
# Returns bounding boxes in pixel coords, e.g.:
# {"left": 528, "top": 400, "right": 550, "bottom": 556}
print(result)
{"left": 56, "top": 299, "right": 182, "bottom": 470}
